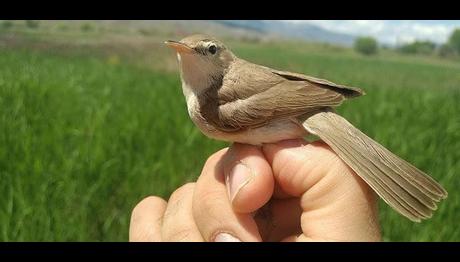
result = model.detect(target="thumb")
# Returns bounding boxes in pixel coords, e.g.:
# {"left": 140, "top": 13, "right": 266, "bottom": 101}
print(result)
{"left": 262, "top": 139, "right": 381, "bottom": 241}
{"left": 222, "top": 143, "right": 274, "bottom": 213}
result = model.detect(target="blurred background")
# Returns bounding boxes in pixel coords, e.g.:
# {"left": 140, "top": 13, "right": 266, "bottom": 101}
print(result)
{"left": 0, "top": 20, "right": 459, "bottom": 241}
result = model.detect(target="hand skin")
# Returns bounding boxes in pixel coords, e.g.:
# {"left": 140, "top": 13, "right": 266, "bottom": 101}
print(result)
{"left": 129, "top": 139, "right": 382, "bottom": 242}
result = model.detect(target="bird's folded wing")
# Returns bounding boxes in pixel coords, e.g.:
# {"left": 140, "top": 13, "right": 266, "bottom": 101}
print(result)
{"left": 270, "top": 68, "right": 365, "bottom": 98}
{"left": 217, "top": 80, "right": 346, "bottom": 131}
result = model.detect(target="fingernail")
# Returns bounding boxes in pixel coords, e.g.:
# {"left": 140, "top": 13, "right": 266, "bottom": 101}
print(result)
{"left": 214, "top": 233, "right": 241, "bottom": 242}
{"left": 225, "top": 162, "right": 254, "bottom": 202}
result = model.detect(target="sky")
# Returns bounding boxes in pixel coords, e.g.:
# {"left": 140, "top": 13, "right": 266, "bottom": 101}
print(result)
{"left": 286, "top": 20, "right": 460, "bottom": 45}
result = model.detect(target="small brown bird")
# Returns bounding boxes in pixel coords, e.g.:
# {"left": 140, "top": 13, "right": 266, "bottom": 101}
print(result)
{"left": 165, "top": 34, "right": 447, "bottom": 222}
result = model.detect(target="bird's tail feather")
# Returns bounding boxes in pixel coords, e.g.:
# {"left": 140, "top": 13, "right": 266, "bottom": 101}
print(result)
{"left": 303, "top": 111, "right": 447, "bottom": 222}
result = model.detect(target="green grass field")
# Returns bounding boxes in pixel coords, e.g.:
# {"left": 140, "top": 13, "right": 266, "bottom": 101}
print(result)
{"left": 0, "top": 34, "right": 459, "bottom": 241}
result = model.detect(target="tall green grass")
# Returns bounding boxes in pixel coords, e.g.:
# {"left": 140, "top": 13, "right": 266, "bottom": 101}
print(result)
{"left": 0, "top": 43, "right": 459, "bottom": 241}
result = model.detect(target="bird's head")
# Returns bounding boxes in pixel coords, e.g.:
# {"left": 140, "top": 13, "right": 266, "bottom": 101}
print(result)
{"left": 165, "top": 34, "right": 235, "bottom": 93}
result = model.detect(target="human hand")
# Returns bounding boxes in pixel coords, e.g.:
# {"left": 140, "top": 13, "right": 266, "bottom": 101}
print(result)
{"left": 129, "top": 139, "right": 381, "bottom": 242}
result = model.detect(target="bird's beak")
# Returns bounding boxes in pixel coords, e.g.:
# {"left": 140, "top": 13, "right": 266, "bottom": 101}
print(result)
{"left": 165, "top": 40, "right": 194, "bottom": 54}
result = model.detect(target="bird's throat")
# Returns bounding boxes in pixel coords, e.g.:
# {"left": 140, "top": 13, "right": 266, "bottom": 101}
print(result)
{"left": 178, "top": 54, "right": 221, "bottom": 96}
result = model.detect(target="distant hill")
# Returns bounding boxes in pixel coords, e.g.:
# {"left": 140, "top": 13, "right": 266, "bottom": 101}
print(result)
{"left": 212, "top": 20, "right": 356, "bottom": 46}
{"left": 89, "top": 20, "right": 356, "bottom": 46}
{"left": 7, "top": 20, "right": 356, "bottom": 46}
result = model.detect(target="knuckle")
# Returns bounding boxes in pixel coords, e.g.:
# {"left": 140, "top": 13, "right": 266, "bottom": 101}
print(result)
{"left": 181, "top": 182, "right": 196, "bottom": 191}
{"left": 163, "top": 183, "right": 195, "bottom": 220}
{"left": 311, "top": 141, "right": 344, "bottom": 168}
{"left": 132, "top": 196, "right": 165, "bottom": 217}
{"left": 204, "top": 148, "right": 229, "bottom": 166}
{"left": 312, "top": 140, "right": 333, "bottom": 153}
{"left": 169, "top": 182, "right": 195, "bottom": 202}
{"left": 193, "top": 187, "right": 224, "bottom": 218}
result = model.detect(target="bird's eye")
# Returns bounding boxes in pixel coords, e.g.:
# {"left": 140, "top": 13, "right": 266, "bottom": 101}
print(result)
{"left": 208, "top": 44, "right": 217, "bottom": 55}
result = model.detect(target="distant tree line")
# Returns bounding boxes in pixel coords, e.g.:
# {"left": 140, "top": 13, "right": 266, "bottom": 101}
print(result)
{"left": 1, "top": 20, "right": 96, "bottom": 33}
{"left": 398, "top": 41, "right": 436, "bottom": 55}
{"left": 354, "top": 28, "right": 460, "bottom": 58}
{"left": 1, "top": 20, "right": 41, "bottom": 30}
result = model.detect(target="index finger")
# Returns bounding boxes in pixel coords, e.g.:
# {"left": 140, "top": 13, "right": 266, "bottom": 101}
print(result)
{"left": 262, "top": 139, "right": 381, "bottom": 241}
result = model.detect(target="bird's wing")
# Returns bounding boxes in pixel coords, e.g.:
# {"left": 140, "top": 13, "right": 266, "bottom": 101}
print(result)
{"left": 217, "top": 77, "right": 346, "bottom": 131}
{"left": 269, "top": 68, "right": 365, "bottom": 98}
